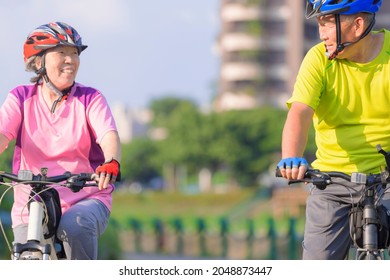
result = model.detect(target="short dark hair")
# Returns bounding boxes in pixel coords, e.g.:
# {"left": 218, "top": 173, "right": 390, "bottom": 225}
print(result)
{"left": 345, "top": 12, "right": 375, "bottom": 28}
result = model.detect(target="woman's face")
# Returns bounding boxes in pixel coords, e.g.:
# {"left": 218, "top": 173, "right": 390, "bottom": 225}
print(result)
{"left": 40, "top": 45, "right": 80, "bottom": 91}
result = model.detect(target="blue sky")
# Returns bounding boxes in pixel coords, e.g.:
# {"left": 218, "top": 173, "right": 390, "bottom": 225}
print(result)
{"left": 0, "top": 0, "right": 220, "bottom": 109}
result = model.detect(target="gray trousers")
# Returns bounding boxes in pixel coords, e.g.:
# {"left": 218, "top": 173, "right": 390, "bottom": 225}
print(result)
{"left": 303, "top": 178, "right": 390, "bottom": 259}
{"left": 13, "top": 199, "right": 110, "bottom": 260}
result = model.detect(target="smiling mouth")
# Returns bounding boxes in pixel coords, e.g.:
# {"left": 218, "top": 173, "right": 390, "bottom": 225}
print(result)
{"left": 62, "top": 69, "right": 74, "bottom": 74}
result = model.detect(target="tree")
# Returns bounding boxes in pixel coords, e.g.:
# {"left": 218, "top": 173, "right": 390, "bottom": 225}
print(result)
{"left": 120, "top": 139, "right": 160, "bottom": 185}
{"left": 121, "top": 96, "right": 317, "bottom": 189}
{"left": 207, "top": 107, "right": 287, "bottom": 186}
{"left": 0, "top": 141, "right": 15, "bottom": 210}
{"left": 149, "top": 96, "right": 197, "bottom": 127}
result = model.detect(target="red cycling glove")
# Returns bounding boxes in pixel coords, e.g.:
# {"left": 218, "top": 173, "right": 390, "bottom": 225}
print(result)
{"left": 96, "top": 158, "right": 121, "bottom": 182}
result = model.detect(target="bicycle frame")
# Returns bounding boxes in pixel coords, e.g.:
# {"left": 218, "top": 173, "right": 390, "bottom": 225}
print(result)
{"left": 275, "top": 144, "right": 390, "bottom": 260}
{"left": 0, "top": 168, "right": 96, "bottom": 260}
{"left": 13, "top": 199, "right": 59, "bottom": 260}
{"left": 353, "top": 186, "right": 385, "bottom": 260}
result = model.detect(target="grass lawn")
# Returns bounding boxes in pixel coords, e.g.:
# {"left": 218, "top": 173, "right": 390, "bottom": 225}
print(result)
{"left": 110, "top": 188, "right": 305, "bottom": 235}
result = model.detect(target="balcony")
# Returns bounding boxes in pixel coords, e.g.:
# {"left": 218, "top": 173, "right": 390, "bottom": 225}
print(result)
{"left": 221, "top": 3, "right": 290, "bottom": 22}
{"left": 221, "top": 62, "right": 262, "bottom": 81}
{"left": 221, "top": 62, "right": 289, "bottom": 81}
{"left": 220, "top": 33, "right": 260, "bottom": 52}
{"left": 220, "top": 33, "right": 287, "bottom": 52}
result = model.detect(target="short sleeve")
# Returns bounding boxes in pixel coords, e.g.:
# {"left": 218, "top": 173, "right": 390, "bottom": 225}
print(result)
{"left": 85, "top": 93, "right": 117, "bottom": 144}
{"left": 287, "top": 43, "right": 328, "bottom": 110}
{"left": 0, "top": 93, "right": 23, "bottom": 140}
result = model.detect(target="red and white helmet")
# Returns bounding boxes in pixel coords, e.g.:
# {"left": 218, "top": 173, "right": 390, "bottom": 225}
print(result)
{"left": 23, "top": 22, "right": 87, "bottom": 62}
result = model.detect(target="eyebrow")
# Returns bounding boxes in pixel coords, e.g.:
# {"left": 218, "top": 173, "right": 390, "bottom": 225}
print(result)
{"left": 317, "top": 15, "right": 336, "bottom": 23}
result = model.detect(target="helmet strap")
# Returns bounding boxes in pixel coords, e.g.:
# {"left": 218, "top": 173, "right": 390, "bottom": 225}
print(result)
{"left": 327, "top": 14, "right": 345, "bottom": 60}
{"left": 36, "top": 53, "right": 74, "bottom": 113}
{"left": 326, "top": 13, "right": 376, "bottom": 60}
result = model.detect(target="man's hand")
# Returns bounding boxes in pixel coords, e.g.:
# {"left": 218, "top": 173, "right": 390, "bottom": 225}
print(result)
{"left": 95, "top": 158, "right": 121, "bottom": 190}
{"left": 277, "top": 157, "right": 308, "bottom": 180}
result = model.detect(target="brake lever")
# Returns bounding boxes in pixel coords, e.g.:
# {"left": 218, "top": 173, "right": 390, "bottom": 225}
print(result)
{"left": 66, "top": 173, "right": 99, "bottom": 192}
{"left": 66, "top": 175, "right": 88, "bottom": 193}
{"left": 66, "top": 180, "right": 85, "bottom": 193}
{"left": 288, "top": 171, "right": 331, "bottom": 190}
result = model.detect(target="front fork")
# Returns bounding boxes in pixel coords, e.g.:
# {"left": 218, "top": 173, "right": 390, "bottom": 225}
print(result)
{"left": 357, "top": 188, "right": 383, "bottom": 260}
{"left": 12, "top": 200, "right": 52, "bottom": 260}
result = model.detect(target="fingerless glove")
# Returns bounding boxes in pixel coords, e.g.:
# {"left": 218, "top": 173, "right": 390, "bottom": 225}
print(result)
{"left": 96, "top": 158, "right": 121, "bottom": 182}
{"left": 277, "top": 157, "right": 308, "bottom": 169}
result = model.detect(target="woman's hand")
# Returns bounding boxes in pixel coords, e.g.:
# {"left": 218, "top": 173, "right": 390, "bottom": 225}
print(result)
{"left": 95, "top": 158, "right": 121, "bottom": 190}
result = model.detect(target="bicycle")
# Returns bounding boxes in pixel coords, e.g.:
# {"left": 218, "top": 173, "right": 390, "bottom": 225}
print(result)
{"left": 275, "top": 144, "right": 390, "bottom": 260}
{"left": 0, "top": 167, "right": 98, "bottom": 260}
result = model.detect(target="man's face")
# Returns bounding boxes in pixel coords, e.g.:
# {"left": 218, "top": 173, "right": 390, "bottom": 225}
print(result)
{"left": 317, "top": 14, "right": 357, "bottom": 59}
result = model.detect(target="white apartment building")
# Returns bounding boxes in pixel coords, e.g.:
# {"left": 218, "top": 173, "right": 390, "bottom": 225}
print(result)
{"left": 215, "top": 0, "right": 390, "bottom": 111}
{"left": 111, "top": 104, "right": 152, "bottom": 144}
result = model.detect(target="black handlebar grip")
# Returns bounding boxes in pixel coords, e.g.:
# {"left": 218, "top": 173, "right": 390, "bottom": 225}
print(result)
{"left": 275, "top": 167, "right": 282, "bottom": 177}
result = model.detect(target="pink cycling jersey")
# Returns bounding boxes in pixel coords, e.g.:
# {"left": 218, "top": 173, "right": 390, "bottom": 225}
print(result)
{"left": 0, "top": 83, "right": 117, "bottom": 228}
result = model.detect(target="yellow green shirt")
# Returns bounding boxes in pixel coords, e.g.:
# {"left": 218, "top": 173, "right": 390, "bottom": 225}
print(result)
{"left": 287, "top": 29, "right": 390, "bottom": 174}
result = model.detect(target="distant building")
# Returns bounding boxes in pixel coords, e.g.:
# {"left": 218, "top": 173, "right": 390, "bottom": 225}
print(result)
{"left": 111, "top": 104, "right": 152, "bottom": 143}
{"left": 214, "top": 0, "right": 390, "bottom": 112}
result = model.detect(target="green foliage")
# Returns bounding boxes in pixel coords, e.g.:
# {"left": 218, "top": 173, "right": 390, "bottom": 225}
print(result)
{"left": 98, "top": 218, "right": 123, "bottom": 260}
{"left": 149, "top": 96, "right": 197, "bottom": 127}
{"left": 306, "top": 123, "right": 317, "bottom": 161}
{"left": 245, "top": 0, "right": 263, "bottom": 6}
{"left": 207, "top": 108, "right": 287, "bottom": 186}
{"left": 111, "top": 189, "right": 260, "bottom": 233}
{"left": 0, "top": 140, "right": 15, "bottom": 172}
{"left": 245, "top": 20, "right": 262, "bottom": 36}
{"left": 120, "top": 96, "right": 317, "bottom": 187}
{"left": 0, "top": 141, "right": 15, "bottom": 260}
{"left": 120, "top": 138, "right": 160, "bottom": 185}
{"left": 157, "top": 104, "right": 211, "bottom": 171}
{"left": 0, "top": 141, "right": 15, "bottom": 211}
{"left": 110, "top": 190, "right": 306, "bottom": 236}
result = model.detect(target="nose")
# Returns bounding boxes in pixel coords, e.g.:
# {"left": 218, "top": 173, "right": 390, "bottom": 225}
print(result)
{"left": 318, "top": 27, "right": 326, "bottom": 41}
{"left": 64, "top": 54, "right": 74, "bottom": 63}
{"left": 63, "top": 50, "right": 79, "bottom": 64}
{"left": 318, "top": 25, "right": 328, "bottom": 42}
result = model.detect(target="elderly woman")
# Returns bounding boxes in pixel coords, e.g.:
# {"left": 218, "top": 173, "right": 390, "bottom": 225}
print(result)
{"left": 0, "top": 22, "right": 121, "bottom": 259}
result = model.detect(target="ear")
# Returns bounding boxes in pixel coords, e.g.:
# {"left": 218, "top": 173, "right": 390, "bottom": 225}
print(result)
{"left": 353, "top": 16, "right": 366, "bottom": 37}
{"left": 35, "top": 56, "right": 42, "bottom": 69}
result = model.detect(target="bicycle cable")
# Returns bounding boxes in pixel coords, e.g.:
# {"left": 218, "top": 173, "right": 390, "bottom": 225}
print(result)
{"left": 0, "top": 182, "right": 19, "bottom": 253}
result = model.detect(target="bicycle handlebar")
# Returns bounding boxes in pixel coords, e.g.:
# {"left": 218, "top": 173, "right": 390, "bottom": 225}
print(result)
{"left": 275, "top": 144, "right": 390, "bottom": 190}
{"left": 0, "top": 169, "right": 98, "bottom": 193}
{"left": 275, "top": 167, "right": 387, "bottom": 190}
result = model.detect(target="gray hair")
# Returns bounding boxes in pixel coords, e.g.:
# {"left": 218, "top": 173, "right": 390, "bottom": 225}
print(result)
{"left": 25, "top": 55, "right": 42, "bottom": 83}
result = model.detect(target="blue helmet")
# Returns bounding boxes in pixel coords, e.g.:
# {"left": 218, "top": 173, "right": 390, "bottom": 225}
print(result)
{"left": 306, "top": 0, "right": 382, "bottom": 19}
